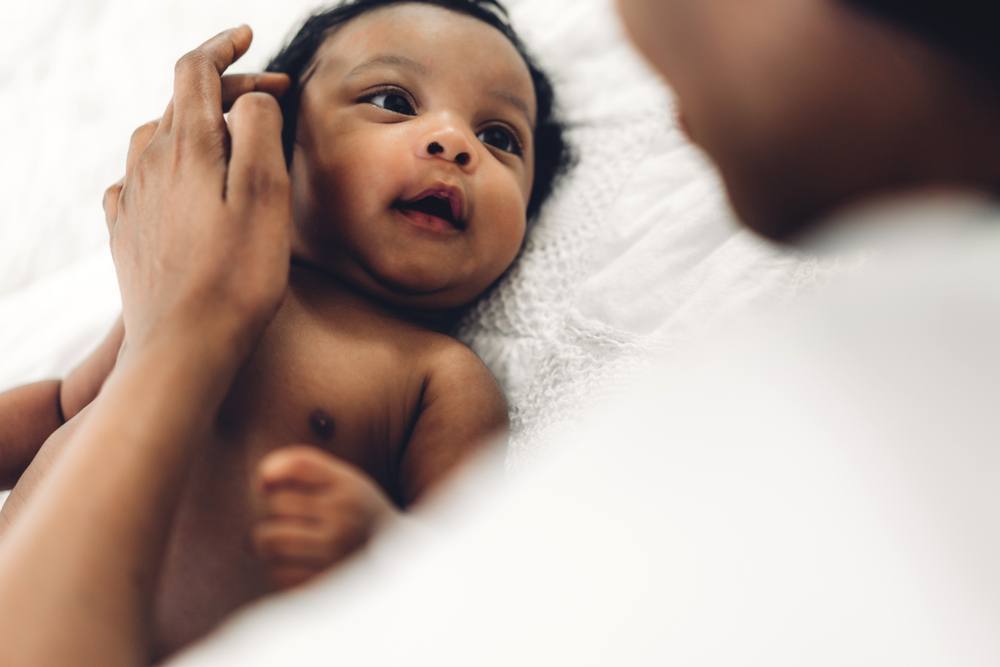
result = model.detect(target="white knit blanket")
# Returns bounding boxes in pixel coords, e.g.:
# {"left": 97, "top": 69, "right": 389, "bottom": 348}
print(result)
{"left": 0, "top": 0, "right": 836, "bottom": 477}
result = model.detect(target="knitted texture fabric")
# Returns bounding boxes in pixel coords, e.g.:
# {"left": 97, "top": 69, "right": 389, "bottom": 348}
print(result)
{"left": 457, "top": 118, "right": 662, "bottom": 465}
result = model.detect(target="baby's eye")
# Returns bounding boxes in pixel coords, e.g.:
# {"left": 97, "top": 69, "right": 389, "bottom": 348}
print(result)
{"left": 364, "top": 90, "right": 416, "bottom": 116}
{"left": 478, "top": 125, "right": 522, "bottom": 156}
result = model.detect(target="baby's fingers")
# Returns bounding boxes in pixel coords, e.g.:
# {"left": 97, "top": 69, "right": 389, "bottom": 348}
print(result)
{"left": 269, "top": 564, "right": 320, "bottom": 590}
{"left": 260, "top": 488, "right": 329, "bottom": 523}
{"left": 256, "top": 445, "right": 343, "bottom": 492}
{"left": 253, "top": 521, "right": 335, "bottom": 565}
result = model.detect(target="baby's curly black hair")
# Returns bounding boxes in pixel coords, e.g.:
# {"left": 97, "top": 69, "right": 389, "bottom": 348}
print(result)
{"left": 266, "top": 0, "right": 571, "bottom": 222}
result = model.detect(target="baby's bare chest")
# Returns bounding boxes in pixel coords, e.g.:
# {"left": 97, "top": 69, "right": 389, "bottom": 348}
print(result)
{"left": 217, "top": 314, "right": 427, "bottom": 489}
{"left": 154, "top": 306, "right": 430, "bottom": 656}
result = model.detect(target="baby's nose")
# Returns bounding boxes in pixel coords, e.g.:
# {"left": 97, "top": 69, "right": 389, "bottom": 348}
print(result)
{"left": 418, "top": 125, "right": 478, "bottom": 171}
{"left": 426, "top": 141, "right": 470, "bottom": 166}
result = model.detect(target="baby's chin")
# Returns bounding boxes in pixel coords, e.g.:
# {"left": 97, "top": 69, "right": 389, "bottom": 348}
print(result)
{"left": 360, "top": 269, "right": 484, "bottom": 312}
{"left": 290, "top": 249, "right": 483, "bottom": 314}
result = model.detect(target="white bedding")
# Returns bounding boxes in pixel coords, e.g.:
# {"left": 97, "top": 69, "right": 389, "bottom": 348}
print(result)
{"left": 0, "top": 0, "right": 832, "bottom": 481}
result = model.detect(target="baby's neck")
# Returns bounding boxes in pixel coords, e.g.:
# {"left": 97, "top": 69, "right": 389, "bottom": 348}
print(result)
{"left": 288, "top": 259, "right": 461, "bottom": 334}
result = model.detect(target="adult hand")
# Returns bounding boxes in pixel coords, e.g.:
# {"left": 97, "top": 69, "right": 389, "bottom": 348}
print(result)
{"left": 103, "top": 26, "right": 293, "bottom": 366}
{"left": 102, "top": 68, "right": 291, "bottom": 207}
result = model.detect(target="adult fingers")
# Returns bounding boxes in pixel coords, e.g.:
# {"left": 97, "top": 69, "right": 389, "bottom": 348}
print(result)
{"left": 125, "top": 120, "right": 160, "bottom": 177}
{"left": 172, "top": 25, "right": 253, "bottom": 133}
{"left": 161, "top": 98, "right": 175, "bottom": 133}
{"left": 226, "top": 92, "right": 289, "bottom": 207}
{"left": 221, "top": 72, "right": 291, "bottom": 112}
{"left": 103, "top": 179, "right": 124, "bottom": 231}
{"left": 106, "top": 119, "right": 159, "bottom": 232}
{"left": 159, "top": 72, "right": 288, "bottom": 130}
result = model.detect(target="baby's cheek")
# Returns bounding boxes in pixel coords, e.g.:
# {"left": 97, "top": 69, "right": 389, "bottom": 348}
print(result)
{"left": 340, "top": 139, "right": 410, "bottom": 209}
{"left": 489, "top": 182, "right": 529, "bottom": 251}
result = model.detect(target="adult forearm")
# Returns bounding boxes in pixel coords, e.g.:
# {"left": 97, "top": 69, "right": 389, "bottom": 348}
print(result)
{"left": 0, "top": 337, "right": 240, "bottom": 666}
{"left": 0, "top": 21, "right": 296, "bottom": 664}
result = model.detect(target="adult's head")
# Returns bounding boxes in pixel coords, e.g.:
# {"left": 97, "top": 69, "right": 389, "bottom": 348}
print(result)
{"left": 617, "top": 0, "right": 1000, "bottom": 239}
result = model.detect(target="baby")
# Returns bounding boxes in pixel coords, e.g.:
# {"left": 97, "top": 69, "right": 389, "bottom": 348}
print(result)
{"left": 0, "top": 0, "right": 568, "bottom": 659}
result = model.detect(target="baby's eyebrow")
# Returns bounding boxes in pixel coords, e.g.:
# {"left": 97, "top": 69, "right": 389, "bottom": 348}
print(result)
{"left": 490, "top": 90, "right": 535, "bottom": 131}
{"left": 347, "top": 54, "right": 430, "bottom": 78}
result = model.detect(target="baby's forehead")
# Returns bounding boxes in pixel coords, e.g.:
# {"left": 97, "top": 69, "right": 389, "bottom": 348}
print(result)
{"left": 305, "top": 4, "right": 537, "bottom": 117}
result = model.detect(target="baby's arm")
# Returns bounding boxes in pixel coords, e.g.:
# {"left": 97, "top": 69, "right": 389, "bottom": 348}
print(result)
{"left": 0, "top": 316, "right": 124, "bottom": 489}
{"left": 397, "top": 344, "right": 509, "bottom": 505}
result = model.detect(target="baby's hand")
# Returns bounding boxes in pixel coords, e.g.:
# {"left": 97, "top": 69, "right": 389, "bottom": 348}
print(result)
{"left": 251, "top": 445, "right": 397, "bottom": 590}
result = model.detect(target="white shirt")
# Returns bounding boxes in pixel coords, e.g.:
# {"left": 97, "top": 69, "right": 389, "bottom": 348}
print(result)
{"left": 170, "top": 196, "right": 1000, "bottom": 666}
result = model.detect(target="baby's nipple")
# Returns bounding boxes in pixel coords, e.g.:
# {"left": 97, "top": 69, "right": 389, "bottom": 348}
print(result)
{"left": 309, "top": 409, "right": 335, "bottom": 441}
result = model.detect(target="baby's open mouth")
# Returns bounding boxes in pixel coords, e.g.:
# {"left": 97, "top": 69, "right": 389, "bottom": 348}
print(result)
{"left": 393, "top": 190, "right": 466, "bottom": 231}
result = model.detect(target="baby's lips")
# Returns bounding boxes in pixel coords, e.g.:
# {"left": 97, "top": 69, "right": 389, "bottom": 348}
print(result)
{"left": 441, "top": 187, "right": 465, "bottom": 223}
{"left": 404, "top": 183, "right": 468, "bottom": 225}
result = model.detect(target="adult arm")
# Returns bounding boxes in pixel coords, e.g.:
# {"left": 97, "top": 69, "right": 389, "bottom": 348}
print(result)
{"left": 0, "top": 26, "right": 291, "bottom": 667}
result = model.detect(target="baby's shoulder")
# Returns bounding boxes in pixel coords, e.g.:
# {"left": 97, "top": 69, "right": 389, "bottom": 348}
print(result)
{"left": 414, "top": 333, "right": 493, "bottom": 382}
{"left": 416, "top": 335, "right": 508, "bottom": 413}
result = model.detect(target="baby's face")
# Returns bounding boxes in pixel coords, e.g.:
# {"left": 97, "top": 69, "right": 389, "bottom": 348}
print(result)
{"left": 288, "top": 3, "right": 536, "bottom": 309}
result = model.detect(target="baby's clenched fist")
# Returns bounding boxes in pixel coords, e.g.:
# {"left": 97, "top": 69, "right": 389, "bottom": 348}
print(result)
{"left": 251, "top": 445, "right": 397, "bottom": 590}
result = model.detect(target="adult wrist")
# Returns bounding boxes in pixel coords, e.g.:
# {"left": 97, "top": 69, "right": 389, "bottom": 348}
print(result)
{"left": 120, "top": 316, "right": 254, "bottom": 385}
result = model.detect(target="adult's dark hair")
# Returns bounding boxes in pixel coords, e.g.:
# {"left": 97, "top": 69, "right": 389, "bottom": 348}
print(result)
{"left": 266, "top": 0, "right": 571, "bottom": 222}
{"left": 842, "top": 0, "right": 1000, "bottom": 87}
